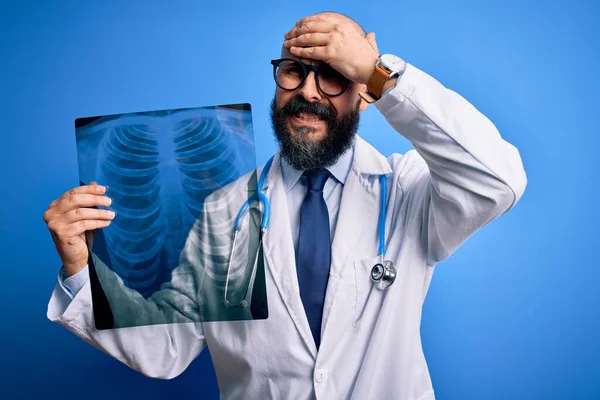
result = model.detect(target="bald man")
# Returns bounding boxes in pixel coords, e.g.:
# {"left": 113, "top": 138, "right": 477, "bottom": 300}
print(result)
{"left": 45, "top": 11, "right": 527, "bottom": 400}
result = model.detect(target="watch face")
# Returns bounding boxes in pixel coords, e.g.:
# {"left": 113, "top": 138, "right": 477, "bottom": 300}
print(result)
{"left": 380, "top": 54, "right": 405, "bottom": 72}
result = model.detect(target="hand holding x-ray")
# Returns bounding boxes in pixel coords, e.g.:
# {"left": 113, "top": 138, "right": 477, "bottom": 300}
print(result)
{"left": 45, "top": 103, "right": 269, "bottom": 329}
{"left": 43, "top": 182, "right": 114, "bottom": 276}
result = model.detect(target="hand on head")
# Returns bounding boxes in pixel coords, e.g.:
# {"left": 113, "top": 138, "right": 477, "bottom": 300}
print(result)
{"left": 270, "top": 12, "right": 376, "bottom": 171}
{"left": 283, "top": 12, "right": 379, "bottom": 85}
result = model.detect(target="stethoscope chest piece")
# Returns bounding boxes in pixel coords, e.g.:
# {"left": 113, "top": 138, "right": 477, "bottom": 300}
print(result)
{"left": 371, "top": 259, "right": 396, "bottom": 290}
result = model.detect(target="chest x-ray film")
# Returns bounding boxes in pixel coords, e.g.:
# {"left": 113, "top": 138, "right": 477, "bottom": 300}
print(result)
{"left": 74, "top": 103, "right": 268, "bottom": 329}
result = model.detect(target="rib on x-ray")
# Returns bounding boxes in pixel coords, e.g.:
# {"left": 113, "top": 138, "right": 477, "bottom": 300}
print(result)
{"left": 74, "top": 104, "right": 266, "bottom": 327}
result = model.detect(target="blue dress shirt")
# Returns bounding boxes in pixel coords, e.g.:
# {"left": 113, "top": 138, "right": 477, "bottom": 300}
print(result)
{"left": 280, "top": 140, "right": 355, "bottom": 255}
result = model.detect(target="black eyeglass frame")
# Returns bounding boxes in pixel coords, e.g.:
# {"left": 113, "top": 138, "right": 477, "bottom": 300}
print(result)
{"left": 270, "top": 58, "right": 350, "bottom": 97}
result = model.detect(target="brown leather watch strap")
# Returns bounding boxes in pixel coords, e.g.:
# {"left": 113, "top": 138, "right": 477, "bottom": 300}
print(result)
{"left": 358, "top": 91, "right": 378, "bottom": 103}
{"left": 367, "top": 64, "right": 390, "bottom": 99}
{"left": 359, "top": 64, "right": 391, "bottom": 103}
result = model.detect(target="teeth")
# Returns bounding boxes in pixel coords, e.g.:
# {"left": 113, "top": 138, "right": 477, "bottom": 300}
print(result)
{"left": 297, "top": 113, "right": 319, "bottom": 122}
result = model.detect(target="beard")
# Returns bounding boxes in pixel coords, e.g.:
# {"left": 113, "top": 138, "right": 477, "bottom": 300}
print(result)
{"left": 269, "top": 93, "right": 360, "bottom": 171}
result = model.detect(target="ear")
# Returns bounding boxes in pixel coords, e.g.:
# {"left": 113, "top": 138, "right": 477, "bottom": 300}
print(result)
{"left": 359, "top": 91, "right": 370, "bottom": 111}
{"left": 358, "top": 32, "right": 379, "bottom": 112}
{"left": 366, "top": 32, "right": 379, "bottom": 54}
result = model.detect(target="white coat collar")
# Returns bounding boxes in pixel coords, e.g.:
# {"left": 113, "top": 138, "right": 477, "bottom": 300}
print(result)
{"left": 351, "top": 134, "right": 392, "bottom": 176}
{"left": 280, "top": 140, "right": 355, "bottom": 191}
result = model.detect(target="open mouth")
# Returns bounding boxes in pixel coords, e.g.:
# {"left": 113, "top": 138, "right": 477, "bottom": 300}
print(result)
{"left": 291, "top": 112, "right": 323, "bottom": 124}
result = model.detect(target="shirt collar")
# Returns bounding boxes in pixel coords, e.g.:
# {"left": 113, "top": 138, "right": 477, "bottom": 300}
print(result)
{"left": 280, "top": 138, "right": 356, "bottom": 192}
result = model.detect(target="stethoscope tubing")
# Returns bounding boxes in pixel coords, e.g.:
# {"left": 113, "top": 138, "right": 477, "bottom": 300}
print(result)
{"left": 226, "top": 155, "right": 394, "bottom": 308}
{"left": 233, "top": 156, "right": 274, "bottom": 232}
{"left": 236, "top": 155, "right": 388, "bottom": 257}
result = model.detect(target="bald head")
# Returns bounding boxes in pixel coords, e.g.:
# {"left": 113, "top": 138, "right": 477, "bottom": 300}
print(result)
{"left": 317, "top": 11, "right": 367, "bottom": 36}
{"left": 280, "top": 12, "right": 367, "bottom": 57}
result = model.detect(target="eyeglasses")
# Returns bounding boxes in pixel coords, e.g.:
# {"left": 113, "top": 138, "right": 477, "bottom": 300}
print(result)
{"left": 270, "top": 58, "right": 350, "bottom": 97}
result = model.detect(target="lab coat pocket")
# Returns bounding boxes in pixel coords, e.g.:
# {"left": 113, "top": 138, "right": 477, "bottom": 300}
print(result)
{"left": 352, "top": 257, "right": 387, "bottom": 330}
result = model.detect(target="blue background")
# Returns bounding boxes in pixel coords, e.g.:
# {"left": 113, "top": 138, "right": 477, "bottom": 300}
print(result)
{"left": 1, "top": 0, "right": 598, "bottom": 399}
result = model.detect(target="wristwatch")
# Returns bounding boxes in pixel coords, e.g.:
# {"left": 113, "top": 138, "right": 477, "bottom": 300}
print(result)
{"left": 359, "top": 54, "right": 407, "bottom": 103}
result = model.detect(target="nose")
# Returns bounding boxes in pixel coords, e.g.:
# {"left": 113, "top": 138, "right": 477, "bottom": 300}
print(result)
{"left": 298, "top": 71, "right": 322, "bottom": 102}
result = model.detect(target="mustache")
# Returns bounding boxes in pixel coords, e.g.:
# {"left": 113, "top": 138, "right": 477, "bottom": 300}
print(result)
{"left": 280, "top": 95, "right": 336, "bottom": 121}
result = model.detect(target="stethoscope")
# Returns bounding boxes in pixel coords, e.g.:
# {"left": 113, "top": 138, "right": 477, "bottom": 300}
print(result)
{"left": 224, "top": 156, "right": 397, "bottom": 308}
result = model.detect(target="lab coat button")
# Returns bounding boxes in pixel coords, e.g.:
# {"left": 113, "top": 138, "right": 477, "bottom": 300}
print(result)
{"left": 315, "top": 369, "right": 328, "bottom": 383}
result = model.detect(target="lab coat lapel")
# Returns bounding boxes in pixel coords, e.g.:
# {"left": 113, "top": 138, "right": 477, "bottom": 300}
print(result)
{"left": 260, "top": 153, "right": 318, "bottom": 358}
{"left": 321, "top": 136, "right": 393, "bottom": 337}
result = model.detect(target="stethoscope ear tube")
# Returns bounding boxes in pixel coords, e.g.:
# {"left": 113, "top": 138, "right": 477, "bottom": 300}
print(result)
{"left": 372, "top": 174, "right": 397, "bottom": 290}
{"left": 225, "top": 157, "right": 275, "bottom": 308}
{"left": 233, "top": 158, "right": 274, "bottom": 232}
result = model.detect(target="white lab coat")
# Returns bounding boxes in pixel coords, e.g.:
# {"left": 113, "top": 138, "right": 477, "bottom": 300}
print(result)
{"left": 47, "top": 63, "right": 527, "bottom": 400}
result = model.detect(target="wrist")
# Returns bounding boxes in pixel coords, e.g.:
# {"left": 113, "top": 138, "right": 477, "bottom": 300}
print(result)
{"left": 360, "top": 53, "right": 380, "bottom": 85}
{"left": 381, "top": 76, "right": 398, "bottom": 94}
{"left": 63, "top": 261, "right": 88, "bottom": 277}
{"left": 360, "top": 54, "right": 406, "bottom": 103}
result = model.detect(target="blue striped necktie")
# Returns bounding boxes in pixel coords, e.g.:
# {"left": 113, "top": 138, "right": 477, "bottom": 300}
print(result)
{"left": 296, "top": 169, "right": 331, "bottom": 350}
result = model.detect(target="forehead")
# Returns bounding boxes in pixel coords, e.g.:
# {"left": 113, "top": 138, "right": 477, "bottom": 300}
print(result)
{"left": 280, "top": 46, "right": 323, "bottom": 67}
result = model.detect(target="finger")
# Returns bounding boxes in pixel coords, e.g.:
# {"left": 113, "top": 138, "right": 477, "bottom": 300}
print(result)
{"left": 48, "top": 184, "right": 105, "bottom": 210}
{"left": 294, "top": 14, "right": 330, "bottom": 27}
{"left": 289, "top": 46, "right": 328, "bottom": 62}
{"left": 284, "top": 32, "right": 330, "bottom": 49}
{"left": 57, "top": 219, "right": 112, "bottom": 239}
{"left": 54, "top": 193, "right": 112, "bottom": 214}
{"left": 61, "top": 207, "right": 116, "bottom": 225}
{"left": 61, "top": 184, "right": 107, "bottom": 200}
{"left": 285, "top": 21, "right": 333, "bottom": 39}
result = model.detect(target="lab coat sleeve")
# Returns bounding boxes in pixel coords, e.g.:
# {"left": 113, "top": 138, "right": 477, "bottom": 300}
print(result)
{"left": 46, "top": 225, "right": 208, "bottom": 379}
{"left": 47, "top": 279, "right": 205, "bottom": 380}
{"left": 375, "top": 63, "right": 527, "bottom": 264}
